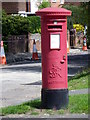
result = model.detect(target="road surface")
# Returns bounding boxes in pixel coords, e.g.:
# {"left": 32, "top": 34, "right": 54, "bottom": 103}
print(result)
{"left": 0, "top": 50, "right": 89, "bottom": 107}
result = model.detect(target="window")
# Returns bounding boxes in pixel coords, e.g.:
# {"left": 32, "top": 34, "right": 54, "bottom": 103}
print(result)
{"left": 52, "top": 0, "right": 56, "bottom": 3}
{"left": 60, "top": 0, "right": 64, "bottom": 4}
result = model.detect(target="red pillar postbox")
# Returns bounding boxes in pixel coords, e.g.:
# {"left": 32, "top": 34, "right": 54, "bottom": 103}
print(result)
{"left": 36, "top": 8, "right": 71, "bottom": 109}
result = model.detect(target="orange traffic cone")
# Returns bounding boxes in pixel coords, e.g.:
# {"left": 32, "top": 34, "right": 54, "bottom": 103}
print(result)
{"left": 82, "top": 37, "right": 87, "bottom": 51}
{"left": 67, "top": 41, "right": 70, "bottom": 54}
{"left": 0, "top": 41, "right": 7, "bottom": 65}
{"left": 32, "top": 40, "right": 39, "bottom": 60}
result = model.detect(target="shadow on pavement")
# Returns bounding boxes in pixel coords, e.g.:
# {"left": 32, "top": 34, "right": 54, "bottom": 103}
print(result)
{"left": 2, "top": 54, "right": 89, "bottom": 77}
{"left": 21, "top": 80, "right": 42, "bottom": 86}
{"left": 2, "top": 65, "right": 41, "bottom": 72}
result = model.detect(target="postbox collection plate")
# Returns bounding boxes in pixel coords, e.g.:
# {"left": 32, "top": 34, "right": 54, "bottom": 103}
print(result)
{"left": 50, "top": 34, "right": 60, "bottom": 49}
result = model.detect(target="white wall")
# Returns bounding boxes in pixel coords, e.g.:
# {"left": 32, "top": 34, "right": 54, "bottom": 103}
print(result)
{"left": 30, "top": 0, "right": 38, "bottom": 13}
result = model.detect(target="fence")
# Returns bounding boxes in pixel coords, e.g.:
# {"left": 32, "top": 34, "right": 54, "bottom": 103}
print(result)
{"left": 2, "top": 32, "right": 85, "bottom": 54}
{"left": 7, "top": 35, "right": 28, "bottom": 54}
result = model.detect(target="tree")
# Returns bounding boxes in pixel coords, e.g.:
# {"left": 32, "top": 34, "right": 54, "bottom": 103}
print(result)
{"left": 81, "top": 2, "right": 90, "bottom": 47}
{"left": 63, "top": 4, "right": 87, "bottom": 26}
{"left": 63, "top": 3, "right": 90, "bottom": 47}
{"left": 38, "top": 0, "right": 51, "bottom": 10}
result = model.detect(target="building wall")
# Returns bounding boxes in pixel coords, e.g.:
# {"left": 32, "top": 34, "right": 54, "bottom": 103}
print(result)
{"left": 28, "top": 33, "right": 41, "bottom": 53}
{"left": 2, "top": 1, "right": 31, "bottom": 14}
{"left": 30, "top": 0, "right": 38, "bottom": 13}
{"left": 2, "top": 2, "right": 19, "bottom": 14}
{"left": 2, "top": 0, "right": 81, "bottom": 14}
{"left": 50, "top": 0, "right": 61, "bottom": 7}
{"left": 0, "top": 1, "right": 2, "bottom": 10}
{"left": 49, "top": 0, "right": 81, "bottom": 7}
{"left": 64, "top": 2, "right": 81, "bottom": 6}
{"left": 18, "top": 2, "right": 27, "bottom": 12}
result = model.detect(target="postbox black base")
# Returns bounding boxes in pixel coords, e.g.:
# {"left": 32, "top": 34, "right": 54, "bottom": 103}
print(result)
{"left": 41, "top": 89, "right": 68, "bottom": 110}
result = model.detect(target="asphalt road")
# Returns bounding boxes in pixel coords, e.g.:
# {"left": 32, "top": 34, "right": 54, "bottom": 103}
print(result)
{"left": 0, "top": 50, "right": 89, "bottom": 108}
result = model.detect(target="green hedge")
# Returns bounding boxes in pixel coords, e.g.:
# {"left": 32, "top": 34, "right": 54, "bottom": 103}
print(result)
{"left": 2, "top": 10, "right": 41, "bottom": 37}
{"left": 2, "top": 10, "right": 41, "bottom": 52}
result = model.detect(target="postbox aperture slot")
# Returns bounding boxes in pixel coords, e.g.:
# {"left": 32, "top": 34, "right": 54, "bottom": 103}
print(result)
{"left": 48, "top": 25, "right": 62, "bottom": 30}
{"left": 50, "top": 34, "right": 60, "bottom": 49}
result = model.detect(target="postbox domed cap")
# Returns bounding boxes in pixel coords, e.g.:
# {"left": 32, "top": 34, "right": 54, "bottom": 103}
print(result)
{"left": 36, "top": 7, "right": 72, "bottom": 16}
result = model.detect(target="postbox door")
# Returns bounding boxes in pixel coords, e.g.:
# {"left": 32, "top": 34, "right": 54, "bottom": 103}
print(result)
{"left": 42, "top": 30, "right": 67, "bottom": 90}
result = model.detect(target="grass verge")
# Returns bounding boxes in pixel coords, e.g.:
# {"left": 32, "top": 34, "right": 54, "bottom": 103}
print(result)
{"left": 68, "top": 67, "right": 89, "bottom": 90}
{"left": 0, "top": 94, "right": 88, "bottom": 116}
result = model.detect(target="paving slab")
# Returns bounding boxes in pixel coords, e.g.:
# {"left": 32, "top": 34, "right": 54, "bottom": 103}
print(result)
{"left": 1, "top": 114, "right": 88, "bottom": 119}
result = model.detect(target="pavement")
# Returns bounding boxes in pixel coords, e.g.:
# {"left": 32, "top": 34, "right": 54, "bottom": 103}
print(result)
{"left": 0, "top": 48, "right": 89, "bottom": 118}
{"left": 1, "top": 114, "right": 89, "bottom": 119}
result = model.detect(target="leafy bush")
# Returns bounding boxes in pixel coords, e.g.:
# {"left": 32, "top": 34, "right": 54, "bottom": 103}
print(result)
{"left": 2, "top": 10, "right": 41, "bottom": 52}
{"left": 38, "top": 0, "right": 51, "bottom": 10}
{"left": 2, "top": 15, "right": 28, "bottom": 36}
{"left": 27, "top": 16, "right": 41, "bottom": 33}
{"left": 73, "top": 24, "right": 84, "bottom": 32}
{"left": 2, "top": 10, "right": 41, "bottom": 37}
